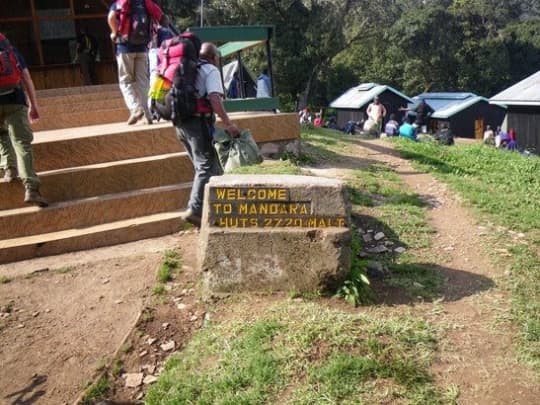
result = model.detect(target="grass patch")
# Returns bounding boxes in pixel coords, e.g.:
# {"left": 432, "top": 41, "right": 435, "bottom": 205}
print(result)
{"left": 230, "top": 159, "right": 304, "bottom": 175}
{"left": 55, "top": 266, "right": 74, "bottom": 274}
{"left": 393, "top": 138, "right": 540, "bottom": 369}
{"left": 119, "top": 342, "right": 133, "bottom": 354}
{"left": 111, "top": 359, "right": 124, "bottom": 377}
{"left": 0, "top": 275, "right": 11, "bottom": 284}
{"left": 152, "top": 283, "right": 166, "bottom": 296}
{"left": 146, "top": 302, "right": 450, "bottom": 404}
{"left": 81, "top": 375, "right": 110, "bottom": 405}
{"left": 387, "top": 263, "right": 444, "bottom": 300}
{"left": 157, "top": 249, "right": 182, "bottom": 283}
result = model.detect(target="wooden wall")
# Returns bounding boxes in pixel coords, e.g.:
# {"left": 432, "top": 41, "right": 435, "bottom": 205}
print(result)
{"left": 30, "top": 61, "right": 118, "bottom": 90}
{"left": 507, "top": 106, "right": 540, "bottom": 153}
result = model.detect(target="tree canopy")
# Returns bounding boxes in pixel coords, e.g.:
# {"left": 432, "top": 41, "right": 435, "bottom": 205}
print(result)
{"left": 157, "top": 0, "right": 540, "bottom": 110}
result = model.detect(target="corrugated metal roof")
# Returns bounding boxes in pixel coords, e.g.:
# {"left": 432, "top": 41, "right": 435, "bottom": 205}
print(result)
{"left": 490, "top": 70, "right": 540, "bottom": 106}
{"left": 407, "top": 92, "right": 506, "bottom": 119}
{"left": 431, "top": 96, "right": 505, "bottom": 119}
{"left": 410, "top": 92, "right": 476, "bottom": 112}
{"left": 329, "top": 83, "right": 412, "bottom": 109}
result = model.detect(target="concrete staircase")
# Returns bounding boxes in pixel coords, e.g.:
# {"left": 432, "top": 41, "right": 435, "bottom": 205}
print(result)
{"left": 0, "top": 84, "right": 300, "bottom": 264}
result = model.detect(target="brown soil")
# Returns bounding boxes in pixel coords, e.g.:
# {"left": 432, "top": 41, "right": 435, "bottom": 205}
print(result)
{"left": 0, "top": 138, "right": 538, "bottom": 405}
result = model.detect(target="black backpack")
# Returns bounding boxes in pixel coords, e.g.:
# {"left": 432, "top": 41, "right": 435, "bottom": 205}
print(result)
{"left": 128, "top": 0, "right": 150, "bottom": 46}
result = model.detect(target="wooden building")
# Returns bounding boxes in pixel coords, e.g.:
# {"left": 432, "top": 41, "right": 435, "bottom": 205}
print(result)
{"left": 412, "top": 93, "right": 506, "bottom": 139}
{"left": 490, "top": 71, "right": 540, "bottom": 153}
{"left": 0, "top": 0, "right": 116, "bottom": 89}
{"left": 329, "top": 83, "right": 412, "bottom": 129}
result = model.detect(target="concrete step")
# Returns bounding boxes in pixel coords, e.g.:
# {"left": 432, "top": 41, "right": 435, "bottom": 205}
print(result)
{"left": 36, "top": 84, "right": 120, "bottom": 98}
{"left": 0, "top": 152, "right": 194, "bottom": 210}
{"left": 31, "top": 112, "right": 299, "bottom": 172}
{"left": 0, "top": 184, "right": 190, "bottom": 240}
{"left": 33, "top": 122, "right": 182, "bottom": 172}
{"left": 32, "top": 107, "right": 130, "bottom": 132}
{"left": 38, "top": 98, "right": 125, "bottom": 116}
{"left": 0, "top": 210, "right": 186, "bottom": 264}
{"left": 37, "top": 90, "right": 123, "bottom": 107}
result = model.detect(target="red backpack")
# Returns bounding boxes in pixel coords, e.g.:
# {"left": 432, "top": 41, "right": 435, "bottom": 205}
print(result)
{"left": 115, "top": 0, "right": 162, "bottom": 45}
{"left": 0, "top": 33, "right": 22, "bottom": 93}
{"left": 152, "top": 32, "right": 211, "bottom": 122}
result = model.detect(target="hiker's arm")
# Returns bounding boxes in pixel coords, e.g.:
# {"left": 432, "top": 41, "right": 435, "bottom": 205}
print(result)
{"left": 20, "top": 68, "right": 40, "bottom": 123}
{"left": 108, "top": 10, "right": 118, "bottom": 40}
{"left": 208, "top": 92, "right": 239, "bottom": 137}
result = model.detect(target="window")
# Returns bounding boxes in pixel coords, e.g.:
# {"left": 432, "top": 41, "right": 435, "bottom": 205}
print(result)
{"left": 0, "top": 0, "right": 110, "bottom": 66}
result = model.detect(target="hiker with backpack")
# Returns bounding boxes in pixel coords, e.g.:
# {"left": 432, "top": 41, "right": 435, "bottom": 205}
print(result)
{"left": 174, "top": 41, "right": 239, "bottom": 227}
{"left": 108, "top": 0, "right": 165, "bottom": 125}
{"left": 0, "top": 33, "right": 48, "bottom": 207}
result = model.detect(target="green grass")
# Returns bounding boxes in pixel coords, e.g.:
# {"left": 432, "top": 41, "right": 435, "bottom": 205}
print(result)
{"left": 157, "top": 249, "right": 182, "bottom": 283}
{"left": 152, "top": 283, "right": 166, "bottom": 296}
{"left": 81, "top": 375, "right": 110, "bottom": 405}
{"left": 146, "top": 302, "right": 454, "bottom": 404}
{"left": 393, "top": 139, "right": 540, "bottom": 369}
{"left": 230, "top": 159, "right": 304, "bottom": 175}
{"left": 55, "top": 266, "right": 74, "bottom": 274}
{"left": 0, "top": 275, "right": 11, "bottom": 284}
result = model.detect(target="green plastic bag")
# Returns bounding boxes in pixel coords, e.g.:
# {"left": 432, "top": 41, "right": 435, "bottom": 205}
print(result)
{"left": 214, "top": 128, "right": 263, "bottom": 172}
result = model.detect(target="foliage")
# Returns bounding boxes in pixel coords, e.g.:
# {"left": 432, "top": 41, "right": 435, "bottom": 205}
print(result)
{"left": 146, "top": 302, "right": 452, "bottom": 404}
{"left": 160, "top": 0, "right": 540, "bottom": 105}
{"left": 157, "top": 250, "right": 182, "bottom": 283}
{"left": 336, "top": 229, "right": 371, "bottom": 306}
{"left": 81, "top": 375, "right": 110, "bottom": 405}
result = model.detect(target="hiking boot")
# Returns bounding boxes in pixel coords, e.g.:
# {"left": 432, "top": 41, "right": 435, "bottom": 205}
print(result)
{"left": 24, "top": 189, "right": 49, "bottom": 208}
{"left": 126, "top": 110, "right": 144, "bottom": 125}
{"left": 3, "top": 167, "right": 18, "bottom": 182}
{"left": 179, "top": 208, "right": 202, "bottom": 228}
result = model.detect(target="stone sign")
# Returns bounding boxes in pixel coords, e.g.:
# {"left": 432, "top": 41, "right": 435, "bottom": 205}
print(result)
{"left": 199, "top": 175, "right": 351, "bottom": 295}
{"left": 208, "top": 186, "right": 348, "bottom": 229}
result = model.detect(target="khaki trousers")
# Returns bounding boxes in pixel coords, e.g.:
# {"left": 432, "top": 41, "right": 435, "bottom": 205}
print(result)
{"left": 0, "top": 104, "right": 40, "bottom": 190}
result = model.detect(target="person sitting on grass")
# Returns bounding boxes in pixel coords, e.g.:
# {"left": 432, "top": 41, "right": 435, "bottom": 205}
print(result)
{"left": 398, "top": 117, "right": 417, "bottom": 141}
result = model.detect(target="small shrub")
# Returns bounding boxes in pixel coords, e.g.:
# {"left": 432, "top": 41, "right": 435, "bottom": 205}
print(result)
{"left": 336, "top": 229, "right": 371, "bottom": 306}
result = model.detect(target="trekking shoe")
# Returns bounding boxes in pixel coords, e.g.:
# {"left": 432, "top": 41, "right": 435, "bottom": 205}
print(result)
{"left": 24, "top": 189, "right": 49, "bottom": 208}
{"left": 3, "top": 167, "right": 18, "bottom": 182}
{"left": 179, "top": 208, "right": 202, "bottom": 228}
{"left": 126, "top": 110, "right": 144, "bottom": 125}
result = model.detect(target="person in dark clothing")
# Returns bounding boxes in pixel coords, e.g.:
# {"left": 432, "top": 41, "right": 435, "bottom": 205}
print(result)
{"left": 227, "top": 71, "right": 240, "bottom": 99}
{"left": 75, "top": 29, "right": 99, "bottom": 85}
{"left": 177, "top": 42, "right": 239, "bottom": 227}
{"left": 400, "top": 99, "right": 434, "bottom": 133}
{"left": 433, "top": 122, "right": 454, "bottom": 145}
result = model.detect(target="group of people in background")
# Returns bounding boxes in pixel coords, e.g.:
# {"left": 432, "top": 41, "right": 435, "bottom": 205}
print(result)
{"left": 483, "top": 125, "right": 518, "bottom": 151}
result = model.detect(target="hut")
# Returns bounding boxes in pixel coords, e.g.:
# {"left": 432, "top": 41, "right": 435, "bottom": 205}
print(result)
{"left": 490, "top": 71, "right": 540, "bottom": 153}
{"left": 409, "top": 93, "right": 506, "bottom": 138}
{"left": 222, "top": 60, "right": 257, "bottom": 99}
{"left": 329, "top": 83, "right": 412, "bottom": 129}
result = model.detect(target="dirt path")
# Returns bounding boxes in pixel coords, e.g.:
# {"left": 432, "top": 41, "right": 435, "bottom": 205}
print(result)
{"left": 351, "top": 139, "right": 539, "bottom": 404}
{"left": 0, "top": 234, "right": 190, "bottom": 405}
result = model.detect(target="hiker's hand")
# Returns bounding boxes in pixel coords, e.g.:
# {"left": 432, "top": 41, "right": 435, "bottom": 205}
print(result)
{"left": 225, "top": 123, "right": 240, "bottom": 138}
{"left": 28, "top": 105, "right": 40, "bottom": 123}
